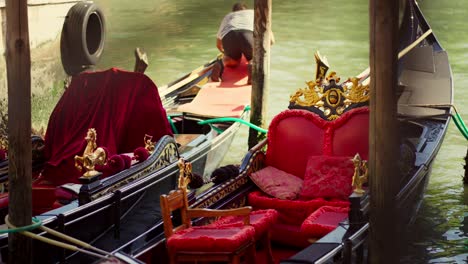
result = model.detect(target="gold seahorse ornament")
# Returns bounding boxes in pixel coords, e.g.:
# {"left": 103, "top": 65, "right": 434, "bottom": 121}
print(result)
{"left": 351, "top": 153, "right": 368, "bottom": 195}
{"left": 177, "top": 158, "right": 192, "bottom": 190}
{"left": 74, "top": 128, "right": 107, "bottom": 177}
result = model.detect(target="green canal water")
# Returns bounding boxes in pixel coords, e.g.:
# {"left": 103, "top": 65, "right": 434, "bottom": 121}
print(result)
{"left": 29, "top": 0, "right": 467, "bottom": 262}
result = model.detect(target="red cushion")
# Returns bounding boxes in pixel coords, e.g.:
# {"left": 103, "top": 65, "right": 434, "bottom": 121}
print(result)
{"left": 266, "top": 110, "right": 326, "bottom": 178}
{"left": 167, "top": 225, "right": 255, "bottom": 252}
{"left": 301, "top": 206, "right": 349, "bottom": 238}
{"left": 208, "top": 209, "right": 278, "bottom": 240}
{"left": 300, "top": 156, "right": 355, "bottom": 200}
{"left": 248, "top": 191, "right": 349, "bottom": 226}
{"left": 250, "top": 166, "right": 303, "bottom": 200}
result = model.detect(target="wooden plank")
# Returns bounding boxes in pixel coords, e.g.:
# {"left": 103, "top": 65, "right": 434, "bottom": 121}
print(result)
{"left": 5, "top": 0, "right": 33, "bottom": 262}
{"left": 369, "top": 0, "right": 401, "bottom": 262}
{"left": 248, "top": 0, "right": 272, "bottom": 148}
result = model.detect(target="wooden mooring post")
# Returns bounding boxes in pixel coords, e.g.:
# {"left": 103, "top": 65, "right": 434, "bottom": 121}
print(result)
{"left": 6, "top": 0, "right": 33, "bottom": 263}
{"left": 248, "top": 0, "right": 272, "bottom": 149}
{"left": 369, "top": 0, "right": 401, "bottom": 262}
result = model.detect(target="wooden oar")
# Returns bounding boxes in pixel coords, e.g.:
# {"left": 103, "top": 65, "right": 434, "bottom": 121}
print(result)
{"left": 356, "top": 28, "right": 433, "bottom": 85}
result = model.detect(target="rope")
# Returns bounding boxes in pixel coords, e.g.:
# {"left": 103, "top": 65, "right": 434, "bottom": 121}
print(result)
{"left": 4, "top": 215, "right": 113, "bottom": 260}
{"left": 0, "top": 217, "right": 41, "bottom": 234}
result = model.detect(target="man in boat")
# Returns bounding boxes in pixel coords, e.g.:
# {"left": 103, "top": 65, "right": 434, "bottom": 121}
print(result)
{"left": 213, "top": 2, "right": 275, "bottom": 83}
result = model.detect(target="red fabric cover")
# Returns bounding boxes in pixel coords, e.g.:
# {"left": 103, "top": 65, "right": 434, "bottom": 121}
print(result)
{"left": 208, "top": 209, "right": 278, "bottom": 240}
{"left": 300, "top": 156, "right": 355, "bottom": 200}
{"left": 300, "top": 206, "right": 349, "bottom": 238}
{"left": 42, "top": 68, "right": 172, "bottom": 185}
{"left": 248, "top": 191, "right": 349, "bottom": 226}
{"left": 265, "top": 107, "right": 369, "bottom": 178}
{"left": 249, "top": 166, "right": 303, "bottom": 200}
{"left": 31, "top": 183, "right": 58, "bottom": 215}
{"left": 0, "top": 149, "right": 6, "bottom": 161}
{"left": 167, "top": 225, "right": 255, "bottom": 252}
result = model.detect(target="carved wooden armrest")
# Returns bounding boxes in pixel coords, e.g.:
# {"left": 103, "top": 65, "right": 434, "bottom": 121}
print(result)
{"left": 187, "top": 206, "right": 252, "bottom": 225}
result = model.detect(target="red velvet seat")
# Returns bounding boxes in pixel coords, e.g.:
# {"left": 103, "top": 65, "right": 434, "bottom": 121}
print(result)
{"left": 248, "top": 191, "right": 349, "bottom": 247}
{"left": 167, "top": 225, "right": 255, "bottom": 252}
{"left": 209, "top": 209, "right": 279, "bottom": 264}
{"left": 248, "top": 107, "right": 369, "bottom": 247}
{"left": 161, "top": 188, "right": 256, "bottom": 264}
{"left": 210, "top": 209, "right": 278, "bottom": 240}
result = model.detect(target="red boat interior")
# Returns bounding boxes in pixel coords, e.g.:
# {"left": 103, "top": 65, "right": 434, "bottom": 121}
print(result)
{"left": 176, "top": 58, "right": 251, "bottom": 118}
{"left": 158, "top": 103, "right": 370, "bottom": 263}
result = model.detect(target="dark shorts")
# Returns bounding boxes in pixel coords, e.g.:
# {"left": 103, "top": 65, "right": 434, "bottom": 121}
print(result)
{"left": 222, "top": 30, "right": 253, "bottom": 61}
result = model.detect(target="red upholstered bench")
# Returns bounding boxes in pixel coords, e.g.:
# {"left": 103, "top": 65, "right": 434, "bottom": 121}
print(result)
{"left": 247, "top": 107, "right": 369, "bottom": 248}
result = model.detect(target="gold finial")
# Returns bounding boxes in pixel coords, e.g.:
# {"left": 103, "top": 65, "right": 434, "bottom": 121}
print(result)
{"left": 177, "top": 158, "right": 192, "bottom": 190}
{"left": 144, "top": 134, "right": 155, "bottom": 153}
{"left": 74, "top": 128, "right": 107, "bottom": 177}
{"left": 351, "top": 153, "right": 368, "bottom": 195}
{"left": 314, "top": 51, "right": 329, "bottom": 81}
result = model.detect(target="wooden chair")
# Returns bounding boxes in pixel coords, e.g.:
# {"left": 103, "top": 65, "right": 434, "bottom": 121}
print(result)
{"left": 160, "top": 188, "right": 256, "bottom": 264}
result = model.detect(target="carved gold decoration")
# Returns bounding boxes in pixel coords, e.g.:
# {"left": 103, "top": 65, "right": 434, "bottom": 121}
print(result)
{"left": 90, "top": 140, "right": 179, "bottom": 201}
{"left": 344, "top": 77, "right": 370, "bottom": 106}
{"left": 325, "top": 71, "right": 340, "bottom": 84}
{"left": 351, "top": 153, "right": 368, "bottom": 195}
{"left": 289, "top": 51, "right": 370, "bottom": 120}
{"left": 178, "top": 158, "right": 192, "bottom": 190}
{"left": 144, "top": 134, "right": 155, "bottom": 153}
{"left": 323, "top": 88, "right": 343, "bottom": 107}
{"left": 74, "top": 128, "right": 107, "bottom": 177}
{"left": 289, "top": 81, "right": 324, "bottom": 107}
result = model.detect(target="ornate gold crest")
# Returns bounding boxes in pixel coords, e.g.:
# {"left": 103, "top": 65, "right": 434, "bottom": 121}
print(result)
{"left": 289, "top": 51, "right": 369, "bottom": 120}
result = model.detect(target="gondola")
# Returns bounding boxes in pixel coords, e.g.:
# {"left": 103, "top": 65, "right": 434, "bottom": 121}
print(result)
{"left": 109, "top": 0, "right": 452, "bottom": 263}
{"left": 0, "top": 53, "right": 253, "bottom": 263}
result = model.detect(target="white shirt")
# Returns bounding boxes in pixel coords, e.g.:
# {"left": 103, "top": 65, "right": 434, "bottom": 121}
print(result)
{"left": 216, "top": 10, "right": 254, "bottom": 39}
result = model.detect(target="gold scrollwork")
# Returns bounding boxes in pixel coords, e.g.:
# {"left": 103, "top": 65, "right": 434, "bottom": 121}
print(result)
{"left": 289, "top": 81, "right": 324, "bottom": 107}
{"left": 344, "top": 77, "right": 370, "bottom": 106}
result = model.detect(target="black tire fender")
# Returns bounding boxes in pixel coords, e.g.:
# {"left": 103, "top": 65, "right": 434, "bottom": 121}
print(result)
{"left": 61, "top": 1, "right": 106, "bottom": 74}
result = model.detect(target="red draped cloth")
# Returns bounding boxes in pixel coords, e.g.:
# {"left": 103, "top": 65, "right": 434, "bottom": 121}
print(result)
{"left": 41, "top": 68, "right": 172, "bottom": 185}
